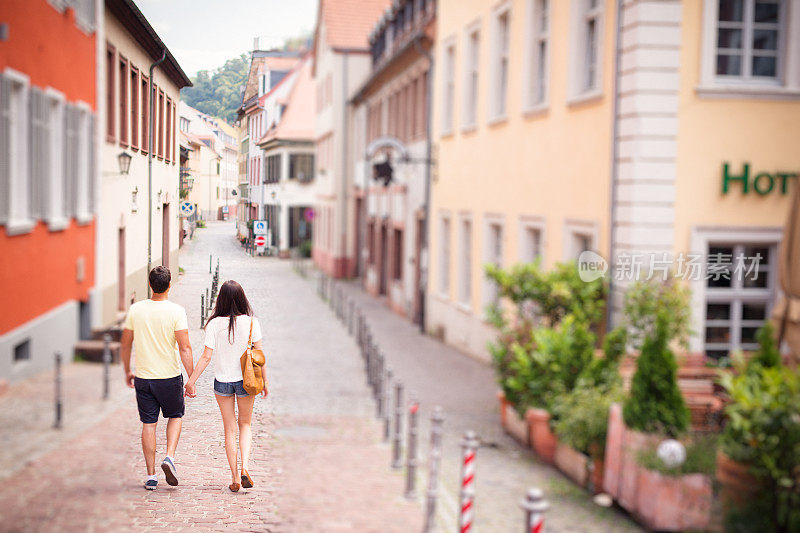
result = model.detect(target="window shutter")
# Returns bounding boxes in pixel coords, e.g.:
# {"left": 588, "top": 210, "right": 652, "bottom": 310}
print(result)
{"left": 0, "top": 73, "right": 10, "bottom": 225}
{"left": 86, "top": 112, "right": 96, "bottom": 215}
{"left": 64, "top": 104, "right": 78, "bottom": 219}
{"left": 29, "top": 87, "right": 48, "bottom": 220}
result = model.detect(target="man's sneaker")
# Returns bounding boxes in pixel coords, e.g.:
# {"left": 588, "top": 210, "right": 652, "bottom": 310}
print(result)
{"left": 144, "top": 479, "right": 158, "bottom": 490}
{"left": 161, "top": 457, "right": 179, "bottom": 486}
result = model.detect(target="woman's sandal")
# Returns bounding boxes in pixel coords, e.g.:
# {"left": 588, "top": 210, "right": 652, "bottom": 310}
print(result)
{"left": 241, "top": 470, "right": 254, "bottom": 489}
{"left": 229, "top": 482, "right": 240, "bottom": 492}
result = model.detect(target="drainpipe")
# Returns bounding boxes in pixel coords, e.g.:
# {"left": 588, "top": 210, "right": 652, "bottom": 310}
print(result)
{"left": 606, "top": 0, "right": 624, "bottom": 332}
{"left": 148, "top": 50, "right": 167, "bottom": 298}
{"left": 340, "top": 52, "right": 350, "bottom": 278}
{"left": 414, "top": 36, "right": 433, "bottom": 334}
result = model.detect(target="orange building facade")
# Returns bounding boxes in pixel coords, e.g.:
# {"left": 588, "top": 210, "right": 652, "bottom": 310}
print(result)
{"left": 0, "top": 0, "right": 98, "bottom": 381}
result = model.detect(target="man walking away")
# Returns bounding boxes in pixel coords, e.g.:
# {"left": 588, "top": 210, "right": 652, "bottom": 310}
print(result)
{"left": 120, "top": 266, "right": 194, "bottom": 490}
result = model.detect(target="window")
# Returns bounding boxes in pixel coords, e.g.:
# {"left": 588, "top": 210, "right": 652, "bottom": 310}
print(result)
{"left": 441, "top": 41, "right": 456, "bottom": 134}
{"left": 140, "top": 75, "right": 149, "bottom": 155}
{"left": 491, "top": 6, "right": 511, "bottom": 119}
{"left": 564, "top": 221, "right": 597, "bottom": 260}
{"left": 570, "top": 0, "right": 603, "bottom": 97}
{"left": 289, "top": 153, "right": 314, "bottom": 181}
{"left": 172, "top": 101, "right": 177, "bottom": 163}
{"left": 118, "top": 55, "right": 128, "bottom": 147}
{"left": 438, "top": 216, "right": 451, "bottom": 294}
{"left": 0, "top": 69, "right": 32, "bottom": 231}
{"left": 484, "top": 222, "right": 503, "bottom": 308}
{"left": 463, "top": 26, "right": 480, "bottom": 128}
{"left": 13, "top": 339, "right": 30, "bottom": 363}
{"left": 715, "top": 0, "right": 782, "bottom": 80}
{"left": 180, "top": 116, "right": 189, "bottom": 133}
{"left": 393, "top": 228, "right": 403, "bottom": 281}
{"left": 525, "top": 0, "right": 550, "bottom": 109}
{"left": 130, "top": 66, "right": 139, "bottom": 150}
{"left": 105, "top": 43, "right": 115, "bottom": 142}
{"left": 583, "top": 0, "right": 600, "bottom": 91}
{"left": 520, "top": 222, "right": 543, "bottom": 263}
{"left": 71, "top": 104, "right": 93, "bottom": 220}
{"left": 165, "top": 97, "right": 172, "bottom": 163}
{"left": 266, "top": 154, "right": 281, "bottom": 183}
{"left": 458, "top": 217, "right": 472, "bottom": 305}
{"left": 704, "top": 243, "right": 777, "bottom": 359}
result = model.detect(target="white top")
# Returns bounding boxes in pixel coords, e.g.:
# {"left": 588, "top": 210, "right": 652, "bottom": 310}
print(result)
{"left": 204, "top": 315, "right": 263, "bottom": 382}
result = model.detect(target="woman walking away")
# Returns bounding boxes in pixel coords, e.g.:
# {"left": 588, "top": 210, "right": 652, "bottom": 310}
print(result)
{"left": 184, "top": 280, "right": 268, "bottom": 492}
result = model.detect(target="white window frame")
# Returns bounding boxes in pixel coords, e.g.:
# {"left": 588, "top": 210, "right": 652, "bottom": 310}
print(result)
{"left": 44, "top": 88, "right": 68, "bottom": 230}
{"left": 490, "top": 2, "right": 512, "bottom": 122}
{"left": 523, "top": 0, "right": 551, "bottom": 113}
{"left": 75, "top": 102, "right": 93, "bottom": 224}
{"left": 441, "top": 37, "right": 456, "bottom": 136}
{"left": 457, "top": 214, "right": 474, "bottom": 309}
{"left": 1, "top": 68, "right": 34, "bottom": 235}
{"left": 462, "top": 21, "right": 481, "bottom": 131}
{"left": 567, "top": 0, "right": 604, "bottom": 103}
{"left": 688, "top": 226, "right": 782, "bottom": 353}
{"left": 562, "top": 218, "right": 599, "bottom": 260}
{"left": 483, "top": 216, "right": 505, "bottom": 313}
{"left": 438, "top": 214, "right": 452, "bottom": 297}
{"left": 699, "top": 0, "right": 800, "bottom": 98}
{"left": 519, "top": 215, "right": 546, "bottom": 264}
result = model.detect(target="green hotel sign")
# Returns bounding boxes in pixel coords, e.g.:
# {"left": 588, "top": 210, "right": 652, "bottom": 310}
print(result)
{"left": 722, "top": 162, "right": 797, "bottom": 196}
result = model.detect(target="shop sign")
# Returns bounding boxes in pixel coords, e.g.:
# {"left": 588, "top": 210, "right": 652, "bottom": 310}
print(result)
{"left": 722, "top": 162, "right": 797, "bottom": 196}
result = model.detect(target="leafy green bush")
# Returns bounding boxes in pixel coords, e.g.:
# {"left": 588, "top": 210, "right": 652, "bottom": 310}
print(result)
{"left": 485, "top": 261, "right": 606, "bottom": 328}
{"left": 489, "top": 317, "right": 537, "bottom": 416}
{"left": 623, "top": 312, "right": 690, "bottom": 437}
{"left": 579, "top": 325, "right": 627, "bottom": 388}
{"left": 552, "top": 382, "right": 623, "bottom": 457}
{"left": 622, "top": 278, "right": 691, "bottom": 350}
{"left": 747, "top": 321, "right": 782, "bottom": 371}
{"left": 299, "top": 240, "right": 312, "bottom": 258}
{"left": 195, "top": 220, "right": 206, "bottom": 228}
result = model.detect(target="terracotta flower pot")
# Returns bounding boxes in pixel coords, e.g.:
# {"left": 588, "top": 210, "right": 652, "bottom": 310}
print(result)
{"left": 716, "top": 451, "right": 766, "bottom": 518}
{"left": 526, "top": 408, "right": 557, "bottom": 463}
{"left": 497, "top": 391, "right": 529, "bottom": 446}
{"left": 554, "top": 442, "right": 588, "bottom": 487}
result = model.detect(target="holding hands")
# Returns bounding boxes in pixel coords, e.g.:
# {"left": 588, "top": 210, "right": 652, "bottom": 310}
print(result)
{"left": 184, "top": 382, "right": 197, "bottom": 398}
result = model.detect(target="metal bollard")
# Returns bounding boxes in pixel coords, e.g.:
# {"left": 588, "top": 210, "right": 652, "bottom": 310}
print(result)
{"left": 54, "top": 352, "right": 63, "bottom": 429}
{"left": 423, "top": 407, "right": 445, "bottom": 533}
{"left": 209, "top": 254, "right": 212, "bottom": 274}
{"left": 458, "top": 431, "right": 479, "bottom": 533}
{"left": 102, "top": 334, "right": 111, "bottom": 400}
{"left": 348, "top": 300, "right": 355, "bottom": 335}
{"left": 520, "top": 488, "right": 549, "bottom": 533}
{"left": 391, "top": 381, "right": 404, "bottom": 469}
{"left": 201, "top": 294, "right": 206, "bottom": 328}
{"left": 375, "top": 353, "right": 385, "bottom": 415}
{"left": 216, "top": 258, "right": 219, "bottom": 274}
{"left": 206, "top": 287, "right": 210, "bottom": 309}
{"left": 405, "top": 399, "right": 420, "bottom": 499}
{"left": 383, "top": 367, "right": 393, "bottom": 441}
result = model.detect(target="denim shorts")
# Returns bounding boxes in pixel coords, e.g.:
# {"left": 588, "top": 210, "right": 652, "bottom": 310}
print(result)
{"left": 213, "top": 379, "right": 249, "bottom": 398}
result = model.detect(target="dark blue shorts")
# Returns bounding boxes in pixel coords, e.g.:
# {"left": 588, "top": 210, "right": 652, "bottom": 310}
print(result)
{"left": 134, "top": 375, "right": 185, "bottom": 424}
{"left": 214, "top": 379, "right": 249, "bottom": 398}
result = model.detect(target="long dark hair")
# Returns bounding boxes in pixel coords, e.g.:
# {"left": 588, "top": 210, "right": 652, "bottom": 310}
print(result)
{"left": 205, "top": 280, "right": 253, "bottom": 343}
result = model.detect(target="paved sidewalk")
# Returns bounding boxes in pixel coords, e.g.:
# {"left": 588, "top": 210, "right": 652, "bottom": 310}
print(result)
{"left": 320, "top": 275, "right": 643, "bottom": 532}
{"left": 0, "top": 222, "right": 422, "bottom": 532}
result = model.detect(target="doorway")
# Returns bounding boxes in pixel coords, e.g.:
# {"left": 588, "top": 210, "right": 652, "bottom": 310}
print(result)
{"left": 354, "top": 197, "right": 363, "bottom": 278}
{"left": 162, "top": 203, "right": 170, "bottom": 268}
{"left": 379, "top": 221, "right": 388, "bottom": 296}
{"left": 118, "top": 227, "right": 126, "bottom": 311}
{"left": 413, "top": 213, "right": 424, "bottom": 325}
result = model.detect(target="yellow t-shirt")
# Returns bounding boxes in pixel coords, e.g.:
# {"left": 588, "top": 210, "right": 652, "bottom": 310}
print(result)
{"left": 123, "top": 299, "right": 189, "bottom": 379}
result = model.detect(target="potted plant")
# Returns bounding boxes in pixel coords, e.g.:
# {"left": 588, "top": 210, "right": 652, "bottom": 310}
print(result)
{"left": 552, "top": 327, "right": 627, "bottom": 491}
{"left": 717, "top": 323, "right": 800, "bottom": 532}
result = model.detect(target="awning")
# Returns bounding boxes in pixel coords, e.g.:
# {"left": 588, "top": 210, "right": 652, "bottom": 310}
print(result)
{"left": 772, "top": 182, "right": 800, "bottom": 366}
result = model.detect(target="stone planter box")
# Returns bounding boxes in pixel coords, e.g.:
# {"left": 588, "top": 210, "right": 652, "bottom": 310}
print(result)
{"left": 603, "top": 403, "right": 712, "bottom": 531}
{"left": 554, "top": 442, "right": 588, "bottom": 487}
{"left": 716, "top": 450, "right": 766, "bottom": 520}
{"left": 497, "top": 391, "right": 529, "bottom": 446}
{"left": 526, "top": 407, "right": 557, "bottom": 464}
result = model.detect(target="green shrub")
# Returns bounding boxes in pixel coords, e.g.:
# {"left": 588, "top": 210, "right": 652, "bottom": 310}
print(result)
{"left": 622, "top": 278, "right": 691, "bottom": 350}
{"left": 579, "top": 325, "right": 627, "bottom": 388}
{"left": 195, "top": 220, "right": 206, "bottom": 228}
{"left": 747, "top": 321, "right": 782, "bottom": 371}
{"left": 552, "top": 382, "right": 623, "bottom": 457}
{"left": 299, "top": 240, "right": 312, "bottom": 258}
{"left": 623, "top": 312, "right": 690, "bottom": 437}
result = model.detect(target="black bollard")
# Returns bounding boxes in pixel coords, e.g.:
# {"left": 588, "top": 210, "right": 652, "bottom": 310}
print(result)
{"left": 54, "top": 352, "right": 63, "bottom": 429}
{"left": 102, "top": 334, "right": 111, "bottom": 400}
{"left": 391, "top": 381, "right": 404, "bottom": 469}
{"left": 405, "top": 399, "right": 420, "bottom": 499}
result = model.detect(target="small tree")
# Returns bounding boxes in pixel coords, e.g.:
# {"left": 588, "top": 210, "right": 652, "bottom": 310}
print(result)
{"left": 747, "top": 321, "right": 782, "bottom": 371}
{"left": 623, "top": 277, "right": 691, "bottom": 350}
{"left": 623, "top": 312, "right": 690, "bottom": 437}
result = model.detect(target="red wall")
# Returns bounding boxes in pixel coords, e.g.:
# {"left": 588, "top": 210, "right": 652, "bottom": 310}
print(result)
{"left": 0, "top": 0, "right": 96, "bottom": 334}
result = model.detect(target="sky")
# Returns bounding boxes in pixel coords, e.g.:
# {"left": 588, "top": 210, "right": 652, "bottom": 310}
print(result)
{"left": 137, "top": 0, "right": 318, "bottom": 78}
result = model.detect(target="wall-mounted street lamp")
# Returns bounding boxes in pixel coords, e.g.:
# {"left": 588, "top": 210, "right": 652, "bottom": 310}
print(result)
{"left": 118, "top": 151, "right": 132, "bottom": 175}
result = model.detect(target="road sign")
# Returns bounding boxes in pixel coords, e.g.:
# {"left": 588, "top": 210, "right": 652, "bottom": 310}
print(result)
{"left": 254, "top": 235, "right": 266, "bottom": 247}
{"left": 179, "top": 202, "right": 195, "bottom": 216}
{"left": 222, "top": 206, "right": 229, "bottom": 214}
{"left": 253, "top": 220, "right": 267, "bottom": 235}
{"left": 304, "top": 208, "right": 315, "bottom": 222}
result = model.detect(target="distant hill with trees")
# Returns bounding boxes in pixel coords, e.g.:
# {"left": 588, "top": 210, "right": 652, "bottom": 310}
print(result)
{"left": 181, "top": 54, "right": 249, "bottom": 124}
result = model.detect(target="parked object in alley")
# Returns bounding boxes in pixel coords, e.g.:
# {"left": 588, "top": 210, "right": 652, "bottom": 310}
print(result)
{"left": 54, "top": 352, "right": 63, "bottom": 429}
{"left": 404, "top": 400, "right": 419, "bottom": 499}
{"left": 423, "top": 407, "right": 445, "bottom": 533}
{"left": 391, "top": 382, "right": 404, "bottom": 469}
{"left": 458, "top": 431, "right": 479, "bottom": 533}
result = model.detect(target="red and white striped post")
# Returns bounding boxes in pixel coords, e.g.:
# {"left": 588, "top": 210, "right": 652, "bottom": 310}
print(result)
{"left": 458, "top": 430, "right": 479, "bottom": 533}
{"left": 520, "top": 487, "right": 549, "bottom": 533}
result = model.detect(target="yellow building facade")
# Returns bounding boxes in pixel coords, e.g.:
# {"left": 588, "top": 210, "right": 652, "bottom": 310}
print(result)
{"left": 428, "top": 0, "right": 800, "bottom": 361}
